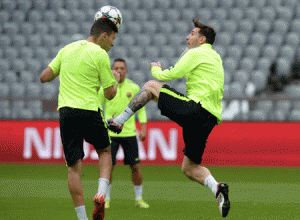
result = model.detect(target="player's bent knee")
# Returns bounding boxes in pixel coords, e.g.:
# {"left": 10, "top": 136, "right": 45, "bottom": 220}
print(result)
{"left": 144, "top": 80, "right": 162, "bottom": 90}
{"left": 143, "top": 80, "right": 163, "bottom": 100}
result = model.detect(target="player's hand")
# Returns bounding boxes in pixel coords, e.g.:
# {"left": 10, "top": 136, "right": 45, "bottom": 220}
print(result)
{"left": 112, "top": 70, "right": 120, "bottom": 83}
{"left": 138, "top": 129, "right": 146, "bottom": 142}
{"left": 150, "top": 62, "right": 161, "bottom": 68}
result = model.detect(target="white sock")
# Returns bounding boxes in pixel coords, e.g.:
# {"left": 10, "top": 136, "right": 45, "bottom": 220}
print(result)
{"left": 204, "top": 175, "right": 218, "bottom": 197}
{"left": 75, "top": 205, "right": 88, "bottom": 220}
{"left": 114, "top": 107, "right": 134, "bottom": 125}
{"left": 134, "top": 185, "right": 143, "bottom": 201}
{"left": 106, "top": 184, "right": 112, "bottom": 201}
{"left": 97, "top": 178, "right": 109, "bottom": 198}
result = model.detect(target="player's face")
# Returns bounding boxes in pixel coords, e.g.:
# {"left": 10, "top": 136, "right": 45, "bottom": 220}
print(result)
{"left": 101, "top": 31, "right": 116, "bottom": 52}
{"left": 186, "top": 28, "right": 204, "bottom": 49}
{"left": 112, "top": 61, "right": 127, "bottom": 83}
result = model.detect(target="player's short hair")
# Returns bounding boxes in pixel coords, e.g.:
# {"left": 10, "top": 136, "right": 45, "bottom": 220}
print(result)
{"left": 192, "top": 18, "right": 216, "bottom": 45}
{"left": 90, "top": 18, "right": 118, "bottom": 37}
{"left": 113, "top": 58, "right": 127, "bottom": 67}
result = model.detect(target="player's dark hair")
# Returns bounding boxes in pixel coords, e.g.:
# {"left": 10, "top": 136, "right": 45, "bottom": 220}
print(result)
{"left": 90, "top": 18, "right": 118, "bottom": 37}
{"left": 113, "top": 58, "right": 127, "bottom": 67}
{"left": 192, "top": 18, "right": 216, "bottom": 45}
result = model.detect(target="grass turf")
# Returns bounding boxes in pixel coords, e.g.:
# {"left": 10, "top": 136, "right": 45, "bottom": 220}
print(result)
{"left": 0, "top": 164, "right": 299, "bottom": 220}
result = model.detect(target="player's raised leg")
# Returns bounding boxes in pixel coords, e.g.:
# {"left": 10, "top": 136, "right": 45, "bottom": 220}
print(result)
{"left": 106, "top": 80, "right": 163, "bottom": 133}
{"left": 67, "top": 160, "right": 89, "bottom": 220}
{"left": 181, "top": 156, "right": 230, "bottom": 217}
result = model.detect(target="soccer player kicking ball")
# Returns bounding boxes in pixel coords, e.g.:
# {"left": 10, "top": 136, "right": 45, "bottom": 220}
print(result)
{"left": 40, "top": 18, "right": 119, "bottom": 220}
{"left": 99, "top": 58, "right": 149, "bottom": 209}
{"left": 106, "top": 18, "right": 230, "bottom": 218}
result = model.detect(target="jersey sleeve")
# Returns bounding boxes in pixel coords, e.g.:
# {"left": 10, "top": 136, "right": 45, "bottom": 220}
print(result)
{"left": 48, "top": 48, "right": 63, "bottom": 75}
{"left": 98, "top": 52, "right": 117, "bottom": 89}
{"left": 151, "top": 49, "right": 203, "bottom": 81}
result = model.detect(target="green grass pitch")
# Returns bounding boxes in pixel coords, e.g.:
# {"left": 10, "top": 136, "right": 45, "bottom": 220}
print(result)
{"left": 1, "top": 164, "right": 299, "bottom": 220}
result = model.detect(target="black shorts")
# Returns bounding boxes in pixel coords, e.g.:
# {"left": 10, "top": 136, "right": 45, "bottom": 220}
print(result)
{"left": 59, "top": 107, "right": 110, "bottom": 166}
{"left": 158, "top": 84, "right": 217, "bottom": 164}
{"left": 110, "top": 136, "right": 140, "bottom": 166}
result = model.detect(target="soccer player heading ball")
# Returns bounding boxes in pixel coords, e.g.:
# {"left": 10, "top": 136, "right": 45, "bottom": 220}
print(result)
{"left": 40, "top": 17, "right": 120, "bottom": 220}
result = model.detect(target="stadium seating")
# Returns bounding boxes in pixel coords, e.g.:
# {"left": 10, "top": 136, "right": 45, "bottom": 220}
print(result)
{"left": 275, "top": 100, "right": 292, "bottom": 112}
{"left": 223, "top": 57, "right": 238, "bottom": 72}
{"left": 187, "top": 0, "right": 203, "bottom": 8}
{"left": 43, "top": 10, "right": 56, "bottom": 24}
{"left": 20, "top": 71, "right": 35, "bottom": 84}
{"left": 234, "top": 32, "right": 249, "bottom": 47}
{"left": 12, "top": 59, "right": 26, "bottom": 73}
{"left": 198, "top": 9, "right": 212, "bottom": 23}
{"left": 33, "top": 0, "right": 48, "bottom": 11}
{"left": 182, "top": 8, "right": 196, "bottom": 22}
{"left": 141, "top": 0, "right": 156, "bottom": 9}
{"left": 213, "top": 45, "right": 226, "bottom": 58}
{"left": 0, "top": 11, "right": 10, "bottom": 24}
{"left": 234, "top": 70, "right": 250, "bottom": 85}
{"left": 125, "top": 58, "right": 137, "bottom": 71}
{"left": 161, "top": 46, "right": 176, "bottom": 59}
{"left": 251, "top": 70, "right": 268, "bottom": 91}
{"left": 277, "top": 57, "right": 292, "bottom": 76}
{"left": 108, "top": 0, "right": 125, "bottom": 10}
{"left": 229, "top": 8, "right": 244, "bottom": 22}
{"left": 4, "top": 71, "right": 18, "bottom": 84}
{"left": 250, "top": 109, "right": 268, "bottom": 121}
{"left": 288, "top": 109, "right": 300, "bottom": 121}
{"left": 240, "top": 57, "right": 256, "bottom": 72}
{"left": 42, "top": 83, "right": 57, "bottom": 100}
{"left": 26, "top": 83, "right": 42, "bottom": 100}
{"left": 222, "top": 20, "right": 238, "bottom": 33}
{"left": 11, "top": 10, "right": 25, "bottom": 23}
{"left": 1, "top": 0, "right": 16, "bottom": 12}
{"left": 16, "top": 0, "right": 32, "bottom": 12}
{"left": 229, "top": 82, "right": 245, "bottom": 99}
{"left": 244, "top": 45, "right": 261, "bottom": 60}
{"left": 285, "top": 32, "right": 300, "bottom": 46}
{"left": 261, "top": 6, "right": 277, "bottom": 21}
{"left": 129, "top": 46, "right": 144, "bottom": 59}
{"left": 0, "top": 0, "right": 299, "bottom": 120}
{"left": 269, "top": 109, "right": 287, "bottom": 121}
{"left": 262, "top": 45, "right": 279, "bottom": 61}
{"left": 144, "top": 46, "right": 160, "bottom": 60}
{"left": 207, "top": 20, "right": 222, "bottom": 33}
{"left": 284, "top": 84, "right": 300, "bottom": 99}
{"left": 125, "top": 0, "right": 140, "bottom": 11}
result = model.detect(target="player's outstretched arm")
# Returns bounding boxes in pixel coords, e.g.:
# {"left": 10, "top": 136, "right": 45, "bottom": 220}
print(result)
{"left": 40, "top": 66, "right": 59, "bottom": 83}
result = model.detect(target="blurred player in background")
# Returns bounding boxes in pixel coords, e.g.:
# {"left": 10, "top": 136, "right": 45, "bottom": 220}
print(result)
{"left": 99, "top": 58, "right": 149, "bottom": 209}
{"left": 40, "top": 18, "right": 119, "bottom": 220}
{"left": 106, "top": 18, "right": 230, "bottom": 217}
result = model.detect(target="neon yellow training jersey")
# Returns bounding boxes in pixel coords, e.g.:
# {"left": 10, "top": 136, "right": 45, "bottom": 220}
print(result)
{"left": 49, "top": 40, "right": 117, "bottom": 112}
{"left": 99, "top": 78, "right": 147, "bottom": 137}
{"left": 151, "top": 43, "right": 224, "bottom": 124}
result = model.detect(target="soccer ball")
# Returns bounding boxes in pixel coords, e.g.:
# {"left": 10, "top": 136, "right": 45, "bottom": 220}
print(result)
{"left": 94, "top": 5, "right": 123, "bottom": 30}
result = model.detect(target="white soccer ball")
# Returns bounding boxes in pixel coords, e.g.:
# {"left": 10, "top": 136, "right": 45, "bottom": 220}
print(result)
{"left": 94, "top": 5, "right": 122, "bottom": 30}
